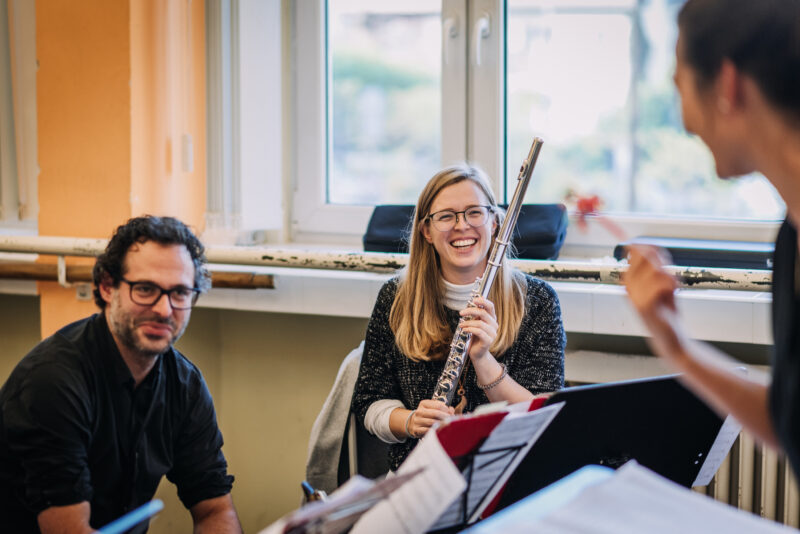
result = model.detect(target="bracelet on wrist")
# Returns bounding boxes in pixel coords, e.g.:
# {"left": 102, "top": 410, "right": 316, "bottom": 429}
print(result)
{"left": 478, "top": 362, "right": 508, "bottom": 391}
{"left": 404, "top": 410, "right": 416, "bottom": 438}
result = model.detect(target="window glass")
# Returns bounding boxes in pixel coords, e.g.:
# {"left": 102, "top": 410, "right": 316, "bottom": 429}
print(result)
{"left": 328, "top": 1, "right": 442, "bottom": 205}
{"left": 506, "top": 0, "right": 784, "bottom": 220}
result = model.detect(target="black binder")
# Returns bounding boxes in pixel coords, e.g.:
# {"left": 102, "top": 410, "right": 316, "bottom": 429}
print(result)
{"left": 613, "top": 236, "right": 774, "bottom": 270}
{"left": 496, "top": 375, "right": 729, "bottom": 511}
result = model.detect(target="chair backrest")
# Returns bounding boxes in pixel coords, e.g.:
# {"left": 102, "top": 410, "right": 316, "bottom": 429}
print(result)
{"left": 306, "top": 341, "right": 391, "bottom": 494}
{"left": 306, "top": 342, "right": 364, "bottom": 493}
{"left": 338, "top": 412, "right": 390, "bottom": 485}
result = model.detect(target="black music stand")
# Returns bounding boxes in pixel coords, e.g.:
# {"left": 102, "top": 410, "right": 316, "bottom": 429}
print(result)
{"left": 427, "top": 442, "right": 530, "bottom": 533}
{"left": 427, "top": 404, "right": 564, "bottom": 533}
{"left": 496, "top": 374, "right": 729, "bottom": 511}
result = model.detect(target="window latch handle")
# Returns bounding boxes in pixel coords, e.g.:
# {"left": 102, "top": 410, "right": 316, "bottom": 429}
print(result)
{"left": 443, "top": 16, "right": 459, "bottom": 65}
{"left": 473, "top": 14, "right": 491, "bottom": 67}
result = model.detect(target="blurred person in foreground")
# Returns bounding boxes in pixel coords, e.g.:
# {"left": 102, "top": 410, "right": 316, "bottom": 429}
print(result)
{"left": 624, "top": 0, "right": 800, "bottom": 479}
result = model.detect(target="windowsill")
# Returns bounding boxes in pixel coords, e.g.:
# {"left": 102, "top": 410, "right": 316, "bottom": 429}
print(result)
{"left": 564, "top": 349, "right": 770, "bottom": 384}
{"left": 0, "top": 241, "right": 773, "bottom": 346}
{"left": 197, "top": 263, "right": 772, "bottom": 346}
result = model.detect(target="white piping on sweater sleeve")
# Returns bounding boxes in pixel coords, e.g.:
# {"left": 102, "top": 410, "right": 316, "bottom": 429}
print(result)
{"left": 364, "top": 399, "right": 407, "bottom": 444}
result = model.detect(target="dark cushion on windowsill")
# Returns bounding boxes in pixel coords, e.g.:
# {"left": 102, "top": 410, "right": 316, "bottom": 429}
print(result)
{"left": 363, "top": 204, "right": 569, "bottom": 260}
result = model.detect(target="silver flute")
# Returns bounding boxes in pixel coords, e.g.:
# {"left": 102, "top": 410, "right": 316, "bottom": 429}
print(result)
{"left": 431, "top": 137, "right": 544, "bottom": 407}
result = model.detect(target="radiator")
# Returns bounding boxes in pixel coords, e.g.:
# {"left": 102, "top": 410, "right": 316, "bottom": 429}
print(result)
{"left": 563, "top": 357, "right": 794, "bottom": 525}
{"left": 698, "top": 432, "right": 800, "bottom": 527}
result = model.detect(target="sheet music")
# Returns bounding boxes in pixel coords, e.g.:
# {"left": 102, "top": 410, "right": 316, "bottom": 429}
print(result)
{"left": 471, "top": 402, "right": 564, "bottom": 519}
{"left": 256, "top": 471, "right": 424, "bottom": 534}
{"left": 430, "top": 402, "right": 564, "bottom": 530}
{"left": 505, "top": 398, "right": 538, "bottom": 413}
{"left": 473, "top": 401, "right": 509, "bottom": 415}
{"left": 468, "top": 461, "right": 797, "bottom": 533}
{"left": 351, "top": 430, "right": 466, "bottom": 534}
{"left": 693, "top": 414, "right": 742, "bottom": 486}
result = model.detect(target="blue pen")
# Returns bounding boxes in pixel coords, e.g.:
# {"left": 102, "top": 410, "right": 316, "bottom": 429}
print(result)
{"left": 97, "top": 499, "right": 164, "bottom": 534}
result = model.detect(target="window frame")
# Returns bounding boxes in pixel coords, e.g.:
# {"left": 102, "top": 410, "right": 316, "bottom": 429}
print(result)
{"left": 290, "top": 0, "right": 782, "bottom": 248}
{"left": 206, "top": 0, "right": 283, "bottom": 244}
{"left": 292, "top": 0, "right": 374, "bottom": 242}
{"left": 292, "top": 0, "right": 507, "bottom": 242}
{"left": 0, "top": 0, "right": 37, "bottom": 232}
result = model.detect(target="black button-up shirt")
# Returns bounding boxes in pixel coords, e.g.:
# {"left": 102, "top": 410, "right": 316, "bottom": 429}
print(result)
{"left": 0, "top": 313, "right": 234, "bottom": 533}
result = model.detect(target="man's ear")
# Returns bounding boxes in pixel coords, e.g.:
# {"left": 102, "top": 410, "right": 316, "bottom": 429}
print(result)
{"left": 98, "top": 274, "right": 115, "bottom": 305}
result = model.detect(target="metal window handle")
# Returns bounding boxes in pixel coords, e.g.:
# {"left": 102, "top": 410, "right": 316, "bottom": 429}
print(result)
{"left": 473, "top": 14, "right": 490, "bottom": 66}
{"left": 443, "top": 16, "right": 459, "bottom": 65}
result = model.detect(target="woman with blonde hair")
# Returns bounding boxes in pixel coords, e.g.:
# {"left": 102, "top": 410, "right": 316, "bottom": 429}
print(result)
{"left": 352, "top": 164, "right": 565, "bottom": 470}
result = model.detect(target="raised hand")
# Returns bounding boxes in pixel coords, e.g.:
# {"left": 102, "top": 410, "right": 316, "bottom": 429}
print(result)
{"left": 624, "top": 245, "right": 687, "bottom": 362}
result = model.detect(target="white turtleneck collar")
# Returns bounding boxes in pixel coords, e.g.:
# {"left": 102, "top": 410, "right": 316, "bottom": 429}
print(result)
{"left": 442, "top": 278, "right": 476, "bottom": 311}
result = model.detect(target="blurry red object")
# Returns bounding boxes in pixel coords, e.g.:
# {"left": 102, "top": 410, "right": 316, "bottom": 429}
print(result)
{"left": 566, "top": 191, "right": 628, "bottom": 242}
{"left": 575, "top": 194, "right": 602, "bottom": 218}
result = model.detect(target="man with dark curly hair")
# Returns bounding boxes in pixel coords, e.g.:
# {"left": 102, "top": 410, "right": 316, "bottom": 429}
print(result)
{"left": 0, "top": 215, "right": 242, "bottom": 533}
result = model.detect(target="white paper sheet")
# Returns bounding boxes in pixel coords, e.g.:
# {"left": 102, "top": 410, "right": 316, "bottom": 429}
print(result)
{"left": 351, "top": 430, "right": 466, "bottom": 534}
{"left": 468, "top": 461, "right": 797, "bottom": 534}
{"left": 256, "top": 471, "right": 424, "bottom": 534}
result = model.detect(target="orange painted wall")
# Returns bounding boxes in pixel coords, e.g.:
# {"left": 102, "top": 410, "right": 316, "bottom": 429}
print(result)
{"left": 37, "top": 0, "right": 132, "bottom": 236}
{"left": 36, "top": 0, "right": 133, "bottom": 338}
{"left": 36, "top": 0, "right": 206, "bottom": 338}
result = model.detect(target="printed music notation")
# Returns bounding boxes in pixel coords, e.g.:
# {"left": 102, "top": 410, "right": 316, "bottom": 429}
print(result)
{"left": 432, "top": 403, "right": 564, "bottom": 530}
{"left": 350, "top": 429, "right": 466, "bottom": 534}
{"left": 353, "top": 399, "right": 563, "bottom": 534}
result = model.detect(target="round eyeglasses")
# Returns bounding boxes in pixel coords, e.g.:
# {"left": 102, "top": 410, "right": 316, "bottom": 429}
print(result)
{"left": 425, "top": 205, "right": 493, "bottom": 232}
{"left": 121, "top": 279, "right": 200, "bottom": 310}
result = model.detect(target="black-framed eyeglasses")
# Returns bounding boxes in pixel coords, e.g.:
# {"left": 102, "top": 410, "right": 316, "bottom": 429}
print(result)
{"left": 425, "top": 205, "right": 493, "bottom": 232}
{"left": 121, "top": 279, "right": 200, "bottom": 310}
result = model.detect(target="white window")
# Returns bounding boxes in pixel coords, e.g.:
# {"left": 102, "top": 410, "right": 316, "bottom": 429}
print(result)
{"left": 506, "top": 0, "right": 782, "bottom": 221}
{"left": 292, "top": 0, "right": 782, "bottom": 246}
{"left": 293, "top": 0, "right": 504, "bottom": 241}
{"left": 0, "top": 0, "right": 37, "bottom": 232}
{"left": 206, "top": 0, "right": 283, "bottom": 244}
{"left": 327, "top": 2, "right": 443, "bottom": 206}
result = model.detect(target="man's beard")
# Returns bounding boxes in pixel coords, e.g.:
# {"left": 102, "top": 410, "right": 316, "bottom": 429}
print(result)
{"left": 108, "top": 300, "right": 188, "bottom": 359}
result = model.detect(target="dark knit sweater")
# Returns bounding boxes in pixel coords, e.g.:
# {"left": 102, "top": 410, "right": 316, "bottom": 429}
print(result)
{"left": 352, "top": 274, "right": 566, "bottom": 470}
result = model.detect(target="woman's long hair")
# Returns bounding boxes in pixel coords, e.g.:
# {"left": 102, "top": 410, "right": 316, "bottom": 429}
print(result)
{"left": 390, "top": 164, "right": 526, "bottom": 362}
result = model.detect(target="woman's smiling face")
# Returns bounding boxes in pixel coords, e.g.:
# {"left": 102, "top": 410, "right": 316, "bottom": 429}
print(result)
{"left": 421, "top": 180, "right": 497, "bottom": 285}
